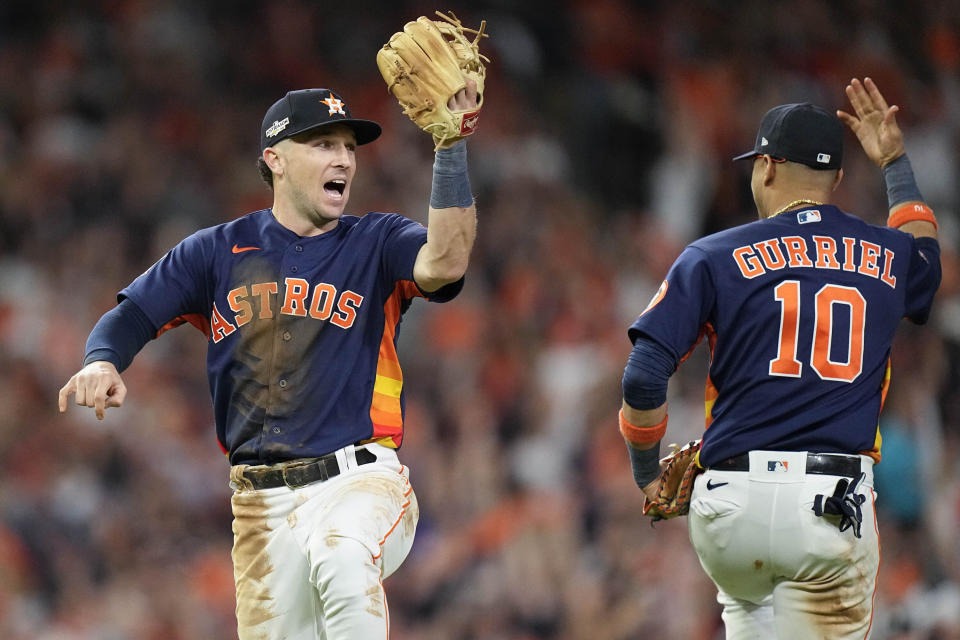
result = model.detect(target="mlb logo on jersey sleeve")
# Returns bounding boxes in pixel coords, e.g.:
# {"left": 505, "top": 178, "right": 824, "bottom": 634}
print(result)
{"left": 797, "top": 210, "right": 821, "bottom": 224}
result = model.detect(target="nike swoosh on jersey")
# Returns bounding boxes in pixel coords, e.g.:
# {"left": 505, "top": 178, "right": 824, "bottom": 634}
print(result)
{"left": 232, "top": 244, "right": 261, "bottom": 253}
{"left": 706, "top": 479, "right": 729, "bottom": 490}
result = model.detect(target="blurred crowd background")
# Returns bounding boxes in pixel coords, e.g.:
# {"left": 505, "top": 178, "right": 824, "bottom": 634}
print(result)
{"left": 1, "top": 0, "right": 958, "bottom": 638}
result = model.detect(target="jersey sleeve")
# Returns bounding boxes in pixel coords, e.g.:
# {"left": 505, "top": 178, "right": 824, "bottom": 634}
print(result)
{"left": 381, "top": 215, "right": 464, "bottom": 303}
{"left": 628, "top": 246, "right": 716, "bottom": 361}
{"left": 118, "top": 231, "right": 210, "bottom": 329}
{"left": 903, "top": 236, "right": 941, "bottom": 324}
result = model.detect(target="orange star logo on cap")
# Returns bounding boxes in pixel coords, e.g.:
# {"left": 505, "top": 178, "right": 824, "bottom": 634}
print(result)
{"left": 320, "top": 95, "right": 346, "bottom": 116}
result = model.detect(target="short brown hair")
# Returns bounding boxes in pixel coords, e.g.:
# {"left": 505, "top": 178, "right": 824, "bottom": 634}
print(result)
{"left": 257, "top": 157, "right": 274, "bottom": 190}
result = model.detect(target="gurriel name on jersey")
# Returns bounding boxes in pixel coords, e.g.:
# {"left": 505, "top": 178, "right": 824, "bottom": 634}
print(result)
{"left": 732, "top": 231, "right": 897, "bottom": 289}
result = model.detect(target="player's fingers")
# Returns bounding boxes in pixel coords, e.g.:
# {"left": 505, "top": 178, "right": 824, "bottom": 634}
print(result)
{"left": 836, "top": 109, "right": 859, "bottom": 130}
{"left": 883, "top": 104, "right": 900, "bottom": 126}
{"left": 77, "top": 373, "right": 103, "bottom": 409}
{"left": 105, "top": 382, "right": 127, "bottom": 409}
{"left": 58, "top": 378, "right": 77, "bottom": 413}
{"left": 845, "top": 80, "right": 869, "bottom": 115}
{"left": 843, "top": 78, "right": 861, "bottom": 115}
{"left": 464, "top": 77, "right": 478, "bottom": 104}
{"left": 448, "top": 77, "right": 479, "bottom": 111}
{"left": 863, "top": 77, "right": 891, "bottom": 112}
{"left": 446, "top": 90, "right": 462, "bottom": 110}
{"left": 74, "top": 379, "right": 89, "bottom": 407}
{"left": 448, "top": 87, "right": 471, "bottom": 110}
{"left": 93, "top": 376, "right": 113, "bottom": 420}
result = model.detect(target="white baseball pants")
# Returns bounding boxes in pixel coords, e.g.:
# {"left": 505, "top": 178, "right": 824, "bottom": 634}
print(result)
{"left": 688, "top": 450, "right": 879, "bottom": 639}
{"left": 229, "top": 443, "right": 418, "bottom": 640}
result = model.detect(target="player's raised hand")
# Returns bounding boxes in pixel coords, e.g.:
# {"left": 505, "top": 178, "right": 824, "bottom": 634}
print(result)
{"left": 58, "top": 361, "right": 127, "bottom": 420}
{"left": 837, "top": 77, "right": 906, "bottom": 168}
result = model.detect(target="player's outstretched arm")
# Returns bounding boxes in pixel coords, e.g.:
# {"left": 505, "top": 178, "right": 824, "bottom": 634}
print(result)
{"left": 58, "top": 360, "right": 127, "bottom": 420}
{"left": 377, "top": 13, "right": 487, "bottom": 292}
{"left": 838, "top": 77, "right": 937, "bottom": 240}
{"left": 413, "top": 83, "right": 479, "bottom": 293}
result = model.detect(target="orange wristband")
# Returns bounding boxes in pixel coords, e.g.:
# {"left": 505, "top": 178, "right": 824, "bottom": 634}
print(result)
{"left": 888, "top": 202, "right": 938, "bottom": 230}
{"left": 619, "top": 409, "right": 668, "bottom": 444}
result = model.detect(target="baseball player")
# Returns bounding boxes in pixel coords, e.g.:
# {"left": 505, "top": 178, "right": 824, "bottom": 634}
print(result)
{"left": 619, "top": 78, "right": 941, "bottom": 638}
{"left": 58, "top": 82, "right": 479, "bottom": 639}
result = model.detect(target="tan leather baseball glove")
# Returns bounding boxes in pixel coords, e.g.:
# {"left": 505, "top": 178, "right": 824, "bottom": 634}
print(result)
{"left": 643, "top": 440, "right": 704, "bottom": 522}
{"left": 377, "top": 11, "right": 489, "bottom": 150}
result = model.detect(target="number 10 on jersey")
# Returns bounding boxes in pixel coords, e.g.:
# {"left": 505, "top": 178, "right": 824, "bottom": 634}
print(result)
{"left": 769, "top": 280, "right": 866, "bottom": 383}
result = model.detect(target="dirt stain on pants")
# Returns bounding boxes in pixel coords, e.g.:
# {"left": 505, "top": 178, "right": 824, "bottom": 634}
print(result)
{"left": 231, "top": 467, "right": 279, "bottom": 636}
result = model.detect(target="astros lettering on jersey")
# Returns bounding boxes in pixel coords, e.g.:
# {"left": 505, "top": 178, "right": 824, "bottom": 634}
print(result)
{"left": 122, "top": 209, "right": 462, "bottom": 465}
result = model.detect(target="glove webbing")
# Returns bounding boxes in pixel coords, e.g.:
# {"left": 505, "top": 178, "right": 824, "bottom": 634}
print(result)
{"left": 812, "top": 472, "right": 867, "bottom": 538}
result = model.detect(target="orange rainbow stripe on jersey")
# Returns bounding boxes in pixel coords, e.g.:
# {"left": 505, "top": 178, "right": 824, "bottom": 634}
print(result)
{"left": 680, "top": 323, "right": 719, "bottom": 428}
{"left": 367, "top": 280, "right": 424, "bottom": 448}
{"left": 156, "top": 313, "right": 210, "bottom": 338}
{"left": 704, "top": 374, "right": 719, "bottom": 428}
{"left": 863, "top": 358, "right": 892, "bottom": 464}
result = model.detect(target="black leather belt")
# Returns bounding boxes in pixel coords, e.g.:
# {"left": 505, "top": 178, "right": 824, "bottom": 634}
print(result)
{"left": 242, "top": 447, "right": 378, "bottom": 490}
{"left": 710, "top": 452, "right": 861, "bottom": 478}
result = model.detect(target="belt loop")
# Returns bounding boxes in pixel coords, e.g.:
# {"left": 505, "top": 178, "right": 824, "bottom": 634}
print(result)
{"left": 355, "top": 445, "right": 379, "bottom": 466}
{"left": 337, "top": 445, "right": 353, "bottom": 471}
{"left": 230, "top": 465, "right": 255, "bottom": 492}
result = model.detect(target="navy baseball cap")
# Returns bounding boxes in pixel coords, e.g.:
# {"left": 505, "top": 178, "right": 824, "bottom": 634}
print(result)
{"left": 260, "top": 88, "right": 382, "bottom": 151}
{"left": 733, "top": 102, "right": 843, "bottom": 170}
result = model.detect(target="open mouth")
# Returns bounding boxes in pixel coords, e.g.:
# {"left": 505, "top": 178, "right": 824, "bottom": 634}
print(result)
{"left": 323, "top": 179, "right": 346, "bottom": 198}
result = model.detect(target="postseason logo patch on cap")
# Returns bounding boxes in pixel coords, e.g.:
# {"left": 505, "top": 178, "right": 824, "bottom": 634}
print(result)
{"left": 266, "top": 117, "right": 290, "bottom": 138}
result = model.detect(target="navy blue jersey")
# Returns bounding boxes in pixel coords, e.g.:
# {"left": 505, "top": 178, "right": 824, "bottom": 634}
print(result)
{"left": 121, "top": 209, "right": 462, "bottom": 465}
{"left": 629, "top": 205, "right": 940, "bottom": 466}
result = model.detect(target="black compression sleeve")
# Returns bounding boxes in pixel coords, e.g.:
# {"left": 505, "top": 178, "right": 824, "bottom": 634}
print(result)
{"left": 626, "top": 441, "right": 662, "bottom": 488}
{"left": 83, "top": 298, "right": 158, "bottom": 372}
{"left": 622, "top": 336, "right": 676, "bottom": 410}
{"left": 882, "top": 154, "right": 924, "bottom": 208}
